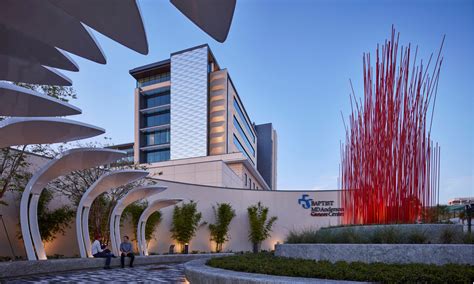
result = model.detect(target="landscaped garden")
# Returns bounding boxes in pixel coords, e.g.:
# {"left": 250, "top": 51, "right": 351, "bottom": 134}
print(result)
{"left": 285, "top": 225, "right": 474, "bottom": 244}
{"left": 206, "top": 252, "right": 474, "bottom": 283}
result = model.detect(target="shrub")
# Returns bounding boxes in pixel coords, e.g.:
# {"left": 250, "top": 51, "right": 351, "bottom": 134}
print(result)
{"left": 407, "top": 229, "right": 428, "bottom": 244}
{"left": 369, "top": 227, "right": 403, "bottom": 244}
{"left": 286, "top": 228, "right": 320, "bottom": 243}
{"left": 208, "top": 203, "right": 236, "bottom": 252}
{"left": 207, "top": 253, "right": 474, "bottom": 283}
{"left": 463, "top": 233, "right": 474, "bottom": 244}
{"left": 123, "top": 201, "right": 162, "bottom": 245}
{"left": 247, "top": 202, "right": 277, "bottom": 253}
{"left": 170, "top": 200, "right": 202, "bottom": 252}
{"left": 440, "top": 227, "right": 457, "bottom": 244}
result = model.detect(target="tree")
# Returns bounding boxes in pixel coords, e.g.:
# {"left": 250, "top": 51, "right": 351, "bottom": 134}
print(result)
{"left": 0, "top": 147, "right": 29, "bottom": 206}
{"left": 170, "top": 201, "right": 202, "bottom": 253}
{"left": 208, "top": 203, "right": 235, "bottom": 252}
{"left": 247, "top": 202, "right": 277, "bottom": 253}
{"left": 122, "top": 201, "right": 162, "bottom": 250}
{"left": 0, "top": 83, "right": 76, "bottom": 205}
{"left": 37, "top": 189, "right": 75, "bottom": 242}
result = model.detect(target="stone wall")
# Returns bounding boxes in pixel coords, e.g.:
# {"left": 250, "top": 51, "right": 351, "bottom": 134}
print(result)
{"left": 275, "top": 243, "right": 474, "bottom": 265}
{"left": 320, "top": 224, "right": 465, "bottom": 244}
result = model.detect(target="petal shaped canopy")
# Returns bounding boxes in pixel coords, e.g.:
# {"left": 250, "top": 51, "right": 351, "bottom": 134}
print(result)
{"left": 0, "top": 82, "right": 81, "bottom": 117}
{"left": 0, "top": 0, "right": 106, "bottom": 64}
{"left": 0, "top": 24, "right": 79, "bottom": 72}
{"left": 50, "top": 0, "right": 149, "bottom": 55}
{"left": 171, "top": 0, "right": 236, "bottom": 43}
{"left": 0, "top": 117, "right": 105, "bottom": 148}
{"left": 0, "top": 55, "right": 72, "bottom": 86}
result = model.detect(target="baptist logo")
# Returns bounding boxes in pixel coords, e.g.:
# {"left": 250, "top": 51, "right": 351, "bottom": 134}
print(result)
{"left": 298, "top": 194, "right": 313, "bottom": 209}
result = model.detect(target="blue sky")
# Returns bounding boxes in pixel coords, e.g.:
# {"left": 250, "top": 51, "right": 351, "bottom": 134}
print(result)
{"left": 62, "top": 0, "right": 473, "bottom": 203}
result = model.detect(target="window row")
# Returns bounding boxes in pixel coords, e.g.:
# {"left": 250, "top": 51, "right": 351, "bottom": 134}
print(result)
{"left": 145, "top": 129, "right": 170, "bottom": 146}
{"left": 244, "top": 173, "right": 258, "bottom": 189}
{"left": 233, "top": 116, "right": 255, "bottom": 156}
{"left": 145, "top": 148, "right": 170, "bottom": 163}
{"left": 137, "top": 72, "right": 170, "bottom": 87}
{"left": 144, "top": 93, "right": 170, "bottom": 109}
{"left": 142, "top": 87, "right": 170, "bottom": 109}
{"left": 233, "top": 135, "right": 254, "bottom": 165}
{"left": 233, "top": 98, "right": 256, "bottom": 142}
{"left": 144, "top": 110, "right": 170, "bottom": 128}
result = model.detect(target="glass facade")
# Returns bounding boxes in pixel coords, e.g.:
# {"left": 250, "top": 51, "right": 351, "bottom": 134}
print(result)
{"left": 146, "top": 148, "right": 170, "bottom": 163}
{"left": 143, "top": 87, "right": 170, "bottom": 109}
{"left": 233, "top": 134, "right": 254, "bottom": 165}
{"left": 233, "top": 116, "right": 255, "bottom": 156}
{"left": 233, "top": 98, "right": 256, "bottom": 142}
{"left": 137, "top": 72, "right": 170, "bottom": 87}
{"left": 145, "top": 129, "right": 170, "bottom": 146}
{"left": 144, "top": 110, "right": 170, "bottom": 128}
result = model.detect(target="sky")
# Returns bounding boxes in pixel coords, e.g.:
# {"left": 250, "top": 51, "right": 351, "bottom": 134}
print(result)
{"left": 60, "top": 0, "right": 473, "bottom": 203}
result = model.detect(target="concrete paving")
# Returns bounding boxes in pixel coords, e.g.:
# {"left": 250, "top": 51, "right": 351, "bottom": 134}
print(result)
{"left": 5, "top": 263, "right": 186, "bottom": 283}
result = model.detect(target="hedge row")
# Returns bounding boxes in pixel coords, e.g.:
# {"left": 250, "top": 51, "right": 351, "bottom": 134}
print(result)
{"left": 207, "top": 253, "right": 474, "bottom": 283}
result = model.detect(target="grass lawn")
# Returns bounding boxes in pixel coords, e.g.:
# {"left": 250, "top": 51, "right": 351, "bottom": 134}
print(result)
{"left": 206, "top": 253, "right": 474, "bottom": 283}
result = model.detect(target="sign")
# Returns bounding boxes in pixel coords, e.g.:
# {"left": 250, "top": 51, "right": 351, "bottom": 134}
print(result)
{"left": 298, "top": 194, "right": 344, "bottom": 217}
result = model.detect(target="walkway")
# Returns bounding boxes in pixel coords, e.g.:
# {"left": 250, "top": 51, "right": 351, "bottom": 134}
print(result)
{"left": 5, "top": 263, "right": 186, "bottom": 283}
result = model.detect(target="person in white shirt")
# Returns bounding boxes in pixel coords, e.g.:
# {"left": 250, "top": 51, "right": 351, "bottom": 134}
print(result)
{"left": 92, "top": 235, "right": 114, "bottom": 269}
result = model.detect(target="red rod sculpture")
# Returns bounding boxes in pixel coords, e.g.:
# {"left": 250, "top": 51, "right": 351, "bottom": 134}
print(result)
{"left": 340, "top": 28, "right": 443, "bottom": 224}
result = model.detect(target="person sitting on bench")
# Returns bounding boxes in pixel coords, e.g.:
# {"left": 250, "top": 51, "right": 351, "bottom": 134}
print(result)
{"left": 92, "top": 235, "right": 114, "bottom": 269}
{"left": 120, "top": 235, "right": 135, "bottom": 268}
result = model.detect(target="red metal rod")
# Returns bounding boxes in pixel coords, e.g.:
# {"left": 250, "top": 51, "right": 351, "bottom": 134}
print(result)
{"left": 341, "top": 27, "right": 443, "bottom": 225}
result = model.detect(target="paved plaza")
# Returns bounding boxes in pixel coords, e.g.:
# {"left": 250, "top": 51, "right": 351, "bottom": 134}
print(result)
{"left": 5, "top": 263, "right": 187, "bottom": 283}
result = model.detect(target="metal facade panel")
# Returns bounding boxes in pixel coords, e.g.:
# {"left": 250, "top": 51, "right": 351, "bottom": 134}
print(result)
{"left": 170, "top": 46, "right": 208, "bottom": 160}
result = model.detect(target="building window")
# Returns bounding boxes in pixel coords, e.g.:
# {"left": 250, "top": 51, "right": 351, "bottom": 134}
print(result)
{"left": 253, "top": 182, "right": 255, "bottom": 189}
{"left": 244, "top": 173, "right": 247, "bottom": 186}
{"left": 142, "top": 87, "right": 170, "bottom": 109}
{"left": 144, "top": 110, "right": 170, "bottom": 127}
{"left": 249, "top": 178, "right": 252, "bottom": 189}
{"left": 233, "top": 135, "right": 254, "bottom": 164}
{"left": 145, "top": 148, "right": 170, "bottom": 163}
{"left": 233, "top": 98, "right": 256, "bottom": 142}
{"left": 137, "top": 72, "right": 170, "bottom": 87}
{"left": 233, "top": 116, "right": 255, "bottom": 156}
{"left": 145, "top": 129, "right": 170, "bottom": 146}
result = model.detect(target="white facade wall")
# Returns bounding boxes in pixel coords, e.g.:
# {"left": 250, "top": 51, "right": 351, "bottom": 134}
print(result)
{"left": 145, "top": 179, "right": 342, "bottom": 253}
{"left": 170, "top": 46, "right": 209, "bottom": 160}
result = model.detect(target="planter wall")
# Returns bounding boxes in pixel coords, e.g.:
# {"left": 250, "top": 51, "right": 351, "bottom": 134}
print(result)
{"left": 184, "top": 259, "right": 363, "bottom": 284}
{"left": 275, "top": 244, "right": 474, "bottom": 265}
{"left": 321, "top": 224, "right": 464, "bottom": 244}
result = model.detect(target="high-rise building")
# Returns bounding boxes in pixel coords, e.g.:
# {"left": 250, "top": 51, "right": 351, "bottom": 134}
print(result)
{"left": 128, "top": 44, "right": 277, "bottom": 190}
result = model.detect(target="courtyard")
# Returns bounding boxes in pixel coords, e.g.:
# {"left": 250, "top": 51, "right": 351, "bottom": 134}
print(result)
{"left": 4, "top": 263, "right": 186, "bottom": 283}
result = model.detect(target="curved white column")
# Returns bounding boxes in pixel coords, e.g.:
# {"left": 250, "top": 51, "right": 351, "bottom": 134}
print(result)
{"left": 0, "top": 82, "right": 81, "bottom": 117}
{"left": 76, "top": 170, "right": 149, "bottom": 258}
{"left": 20, "top": 148, "right": 126, "bottom": 260}
{"left": 110, "top": 185, "right": 167, "bottom": 255}
{"left": 137, "top": 199, "right": 182, "bottom": 256}
{"left": 0, "top": 117, "right": 105, "bottom": 148}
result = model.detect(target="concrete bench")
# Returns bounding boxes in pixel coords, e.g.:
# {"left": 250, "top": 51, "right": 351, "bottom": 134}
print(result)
{"left": 0, "top": 253, "right": 232, "bottom": 279}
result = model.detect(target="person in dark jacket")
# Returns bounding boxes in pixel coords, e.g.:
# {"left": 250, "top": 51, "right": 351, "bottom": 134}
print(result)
{"left": 120, "top": 235, "right": 135, "bottom": 268}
